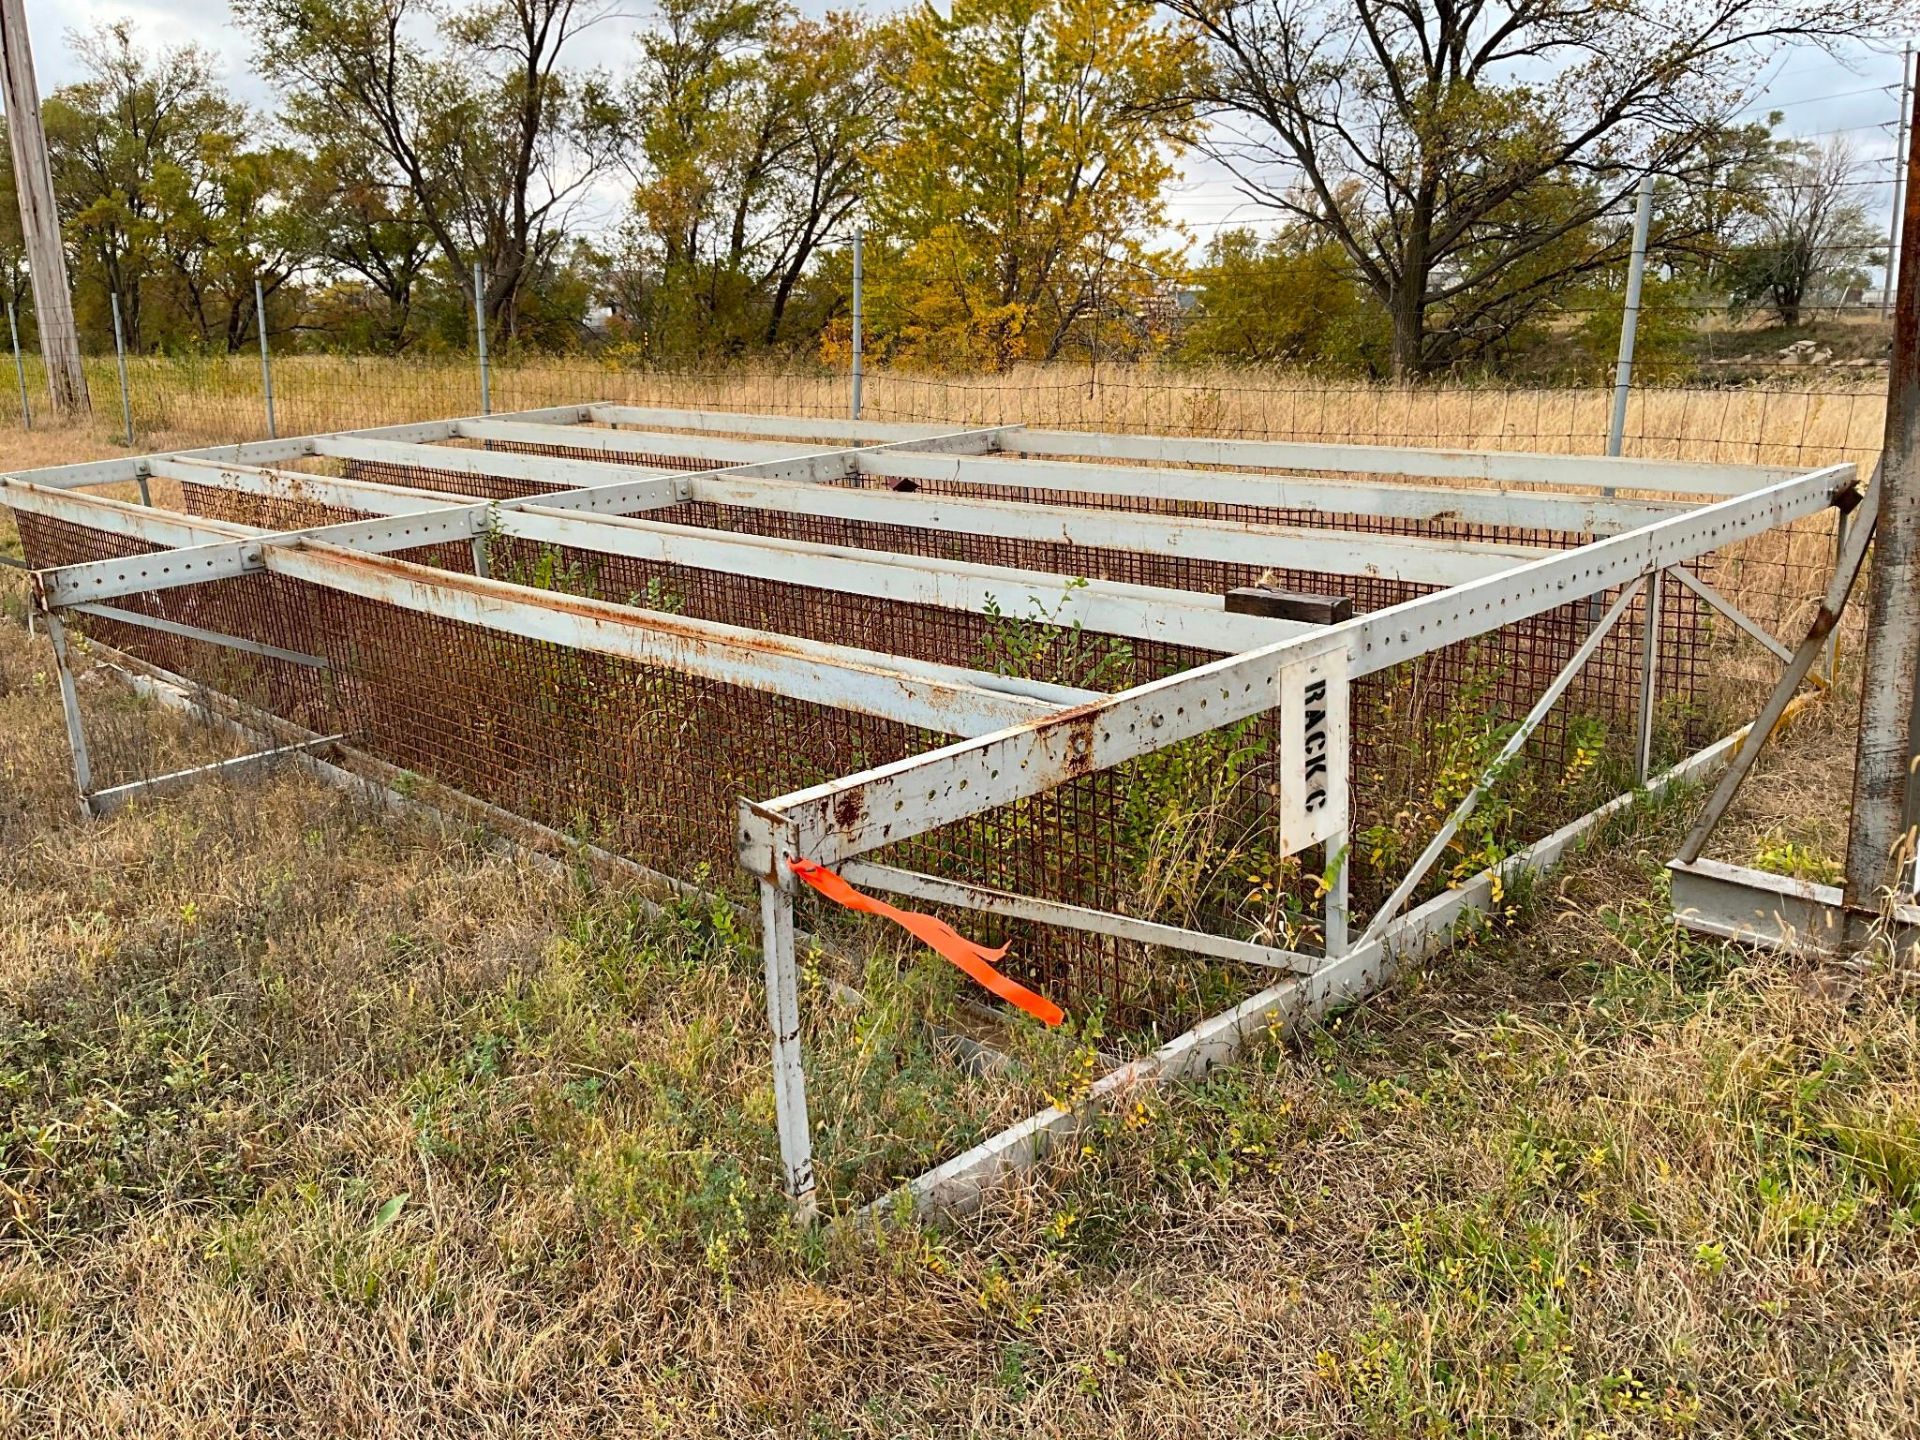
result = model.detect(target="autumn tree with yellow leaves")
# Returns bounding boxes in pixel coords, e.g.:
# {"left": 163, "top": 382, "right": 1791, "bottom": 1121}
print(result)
{"left": 859, "top": 0, "right": 1200, "bottom": 370}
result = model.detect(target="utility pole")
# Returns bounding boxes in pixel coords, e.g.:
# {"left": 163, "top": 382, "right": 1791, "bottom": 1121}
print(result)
{"left": 0, "top": 0, "right": 87, "bottom": 415}
{"left": 1889, "top": 46, "right": 1913, "bottom": 318}
{"left": 1846, "top": 93, "right": 1920, "bottom": 908}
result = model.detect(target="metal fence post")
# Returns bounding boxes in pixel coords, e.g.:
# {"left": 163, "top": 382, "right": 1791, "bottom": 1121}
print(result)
{"left": 109, "top": 291, "right": 133, "bottom": 447}
{"left": 473, "top": 261, "right": 491, "bottom": 416}
{"left": 1890, "top": 46, "right": 1913, "bottom": 318}
{"left": 254, "top": 275, "right": 276, "bottom": 439}
{"left": 850, "top": 230, "right": 864, "bottom": 421}
{"left": 6, "top": 300, "right": 29, "bottom": 430}
{"left": 1607, "top": 172, "right": 1655, "bottom": 461}
{"left": 1636, "top": 569, "right": 1663, "bottom": 782}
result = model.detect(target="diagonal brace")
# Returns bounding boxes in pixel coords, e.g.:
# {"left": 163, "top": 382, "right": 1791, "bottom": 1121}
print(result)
{"left": 1357, "top": 576, "right": 1648, "bottom": 949}
{"left": 1674, "top": 466, "right": 1880, "bottom": 866}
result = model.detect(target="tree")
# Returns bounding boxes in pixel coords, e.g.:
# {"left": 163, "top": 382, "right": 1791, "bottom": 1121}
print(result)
{"left": 1164, "top": 0, "right": 1899, "bottom": 377}
{"left": 1180, "top": 225, "right": 1383, "bottom": 366}
{"left": 1726, "top": 136, "right": 1883, "bottom": 326}
{"left": 288, "top": 141, "right": 436, "bottom": 352}
{"left": 239, "top": 0, "right": 626, "bottom": 340}
{"left": 620, "top": 0, "right": 896, "bottom": 355}
{"left": 38, "top": 23, "right": 307, "bottom": 353}
{"left": 864, "top": 0, "right": 1199, "bottom": 369}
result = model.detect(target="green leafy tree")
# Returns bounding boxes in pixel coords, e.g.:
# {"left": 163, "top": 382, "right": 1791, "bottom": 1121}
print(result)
{"left": 617, "top": 0, "right": 897, "bottom": 357}
{"left": 239, "top": 0, "right": 626, "bottom": 340}
{"left": 1179, "top": 225, "right": 1385, "bottom": 367}
{"left": 286, "top": 140, "right": 436, "bottom": 352}
{"left": 42, "top": 23, "right": 273, "bottom": 350}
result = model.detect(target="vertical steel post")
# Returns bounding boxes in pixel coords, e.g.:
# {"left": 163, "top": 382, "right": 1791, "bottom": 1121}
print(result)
{"left": 758, "top": 867, "right": 816, "bottom": 1215}
{"left": 850, "top": 230, "right": 864, "bottom": 421}
{"left": 1846, "top": 105, "right": 1920, "bottom": 908}
{"left": 1890, "top": 47, "right": 1913, "bottom": 318}
{"left": 1636, "top": 570, "right": 1663, "bottom": 783}
{"left": 1826, "top": 510, "right": 1848, "bottom": 683}
{"left": 473, "top": 261, "right": 491, "bottom": 417}
{"left": 6, "top": 299, "right": 28, "bottom": 430}
{"left": 44, "top": 613, "right": 94, "bottom": 817}
{"left": 1608, "top": 172, "right": 1656, "bottom": 462}
{"left": 254, "top": 275, "right": 276, "bottom": 440}
{"left": 109, "top": 291, "right": 133, "bottom": 446}
{"left": 1322, "top": 832, "right": 1350, "bottom": 959}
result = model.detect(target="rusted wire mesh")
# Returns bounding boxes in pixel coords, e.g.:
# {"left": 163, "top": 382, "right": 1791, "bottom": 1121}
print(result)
{"left": 16, "top": 432, "right": 1764, "bottom": 1024}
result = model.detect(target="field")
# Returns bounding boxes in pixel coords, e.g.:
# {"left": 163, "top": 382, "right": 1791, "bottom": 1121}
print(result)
{"left": 0, "top": 352, "right": 1889, "bottom": 473}
{"left": 2, "top": 367, "right": 1918, "bottom": 1437}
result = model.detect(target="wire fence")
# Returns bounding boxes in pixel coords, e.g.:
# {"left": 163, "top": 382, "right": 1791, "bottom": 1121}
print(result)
{"left": 0, "top": 346, "right": 1890, "bottom": 478}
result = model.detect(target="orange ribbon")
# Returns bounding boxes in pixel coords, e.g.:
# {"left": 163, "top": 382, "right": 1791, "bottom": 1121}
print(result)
{"left": 787, "top": 857, "right": 1064, "bottom": 1027}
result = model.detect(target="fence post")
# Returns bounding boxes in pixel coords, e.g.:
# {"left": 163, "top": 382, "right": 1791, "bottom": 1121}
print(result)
{"left": 1890, "top": 46, "right": 1913, "bottom": 318}
{"left": 109, "top": 291, "right": 133, "bottom": 447}
{"left": 850, "top": 229, "right": 864, "bottom": 421}
{"left": 1607, "top": 171, "right": 1655, "bottom": 461}
{"left": 254, "top": 275, "right": 276, "bottom": 439}
{"left": 7, "top": 301, "right": 29, "bottom": 431}
{"left": 473, "top": 261, "right": 491, "bottom": 416}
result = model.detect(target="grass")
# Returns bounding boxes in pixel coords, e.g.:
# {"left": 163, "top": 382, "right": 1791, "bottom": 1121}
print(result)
{"left": 3, "top": 374, "right": 1918, "bottom": 1434}
{"left": 0, "top": 353, "right": 1889, "bottom": 474}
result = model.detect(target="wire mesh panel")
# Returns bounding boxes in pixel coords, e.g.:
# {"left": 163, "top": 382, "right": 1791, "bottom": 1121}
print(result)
{"left": 13, "top": 419, "right": 1809, "bottom": 1029}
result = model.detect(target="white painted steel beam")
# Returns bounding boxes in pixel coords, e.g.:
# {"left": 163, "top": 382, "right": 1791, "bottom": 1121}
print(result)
{"left": 86, "top": 453, "right": 1314, "bottom": 655}
{"left": 857, "top": 449, "right": 1691, "bottom": 534}
{"left": 36, "top": 506, "right": 483, "bottom": 606}
{"left": 456, "top": 418, "right": 837, "bottom": 465}
{"left": 155, "top": 454, "right": 694, "bottom": 519}
{"left": 743, "top": 462, "right": 1857, "bottom": 873}
{"left": 152, "top": 456, "right": 502, "bottom": 516}
{"left": 260, "top": 541, "right": 1097, "bottom": 737}
{"left": 70, "top": 602, "right": 331, "bottom": 669}
{"left": 312, "top": 434, "right": 688, "bottom": 492}
{"left": 505, "top": 506, "right": 1311, "bottom": 654}
{"left": 0, "top": 402, "right": 593, "bottom": 492}
{"left": 1672, "top": 564, "right": 1794, "bottom": 664}
{"left": 1356, "top": 577, "right": 1645, "bottom": 946}
{"left": 88, "top": 734, "right": 349, "bottom": 817}
{"left": 1, "top": 478, "right": 255, "bottom": 547}
{"left": 1002, "top": 427, "right": 1803, "bottom": 496}
{"left": 586, "top": 404, "right": 1005, "bottom": 448}
{"left": 839, "top": 861, "right": 1323, "bottom": 974}
{"left": 691, "top": 474, "right": 1549, "bottom": 586}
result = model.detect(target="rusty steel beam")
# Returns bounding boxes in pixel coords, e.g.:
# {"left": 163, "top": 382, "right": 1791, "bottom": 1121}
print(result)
{"left": 857, "top": 448, "right": 1692, "bottom": 534}
{"left": 260, "top": 541, "right": 1097, "bottom": 737}
{"left": 742, "top": 462, "right": 1856, "bottom": 876}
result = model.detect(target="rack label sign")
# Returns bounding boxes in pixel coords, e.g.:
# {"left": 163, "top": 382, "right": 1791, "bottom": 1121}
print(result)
{"left": 1276, "top": 645, "right": 1349, "bottom": 855}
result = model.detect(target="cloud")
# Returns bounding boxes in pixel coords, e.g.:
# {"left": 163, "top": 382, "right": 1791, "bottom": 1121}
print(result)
{"left": 23, "top": 0, "right": 274, "bottom": 108}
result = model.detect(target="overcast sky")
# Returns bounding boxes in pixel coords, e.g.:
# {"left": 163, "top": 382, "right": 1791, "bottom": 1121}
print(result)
{"left": 15, "top": 0, "right": 1918, "bottom": 282}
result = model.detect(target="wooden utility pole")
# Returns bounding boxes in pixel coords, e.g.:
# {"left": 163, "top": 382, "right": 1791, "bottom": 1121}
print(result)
{"left": 0, "top": 0, "right": 87, "bottom": 415}
{"left": 1845, "top": 94, "right": 1920, "bottom": 907}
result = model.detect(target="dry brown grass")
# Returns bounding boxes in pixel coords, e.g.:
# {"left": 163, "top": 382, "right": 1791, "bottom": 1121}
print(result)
{"left": 3, "top": 375, "right": 1916, "bottom": 1437}
{"left": 0, "top": 355, "right": 1889, "bottom": 473}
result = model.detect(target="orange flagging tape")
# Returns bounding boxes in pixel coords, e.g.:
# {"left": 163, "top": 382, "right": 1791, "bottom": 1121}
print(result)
{"left": 787, "top": 858, "right": 1065, "bottom": 1027}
